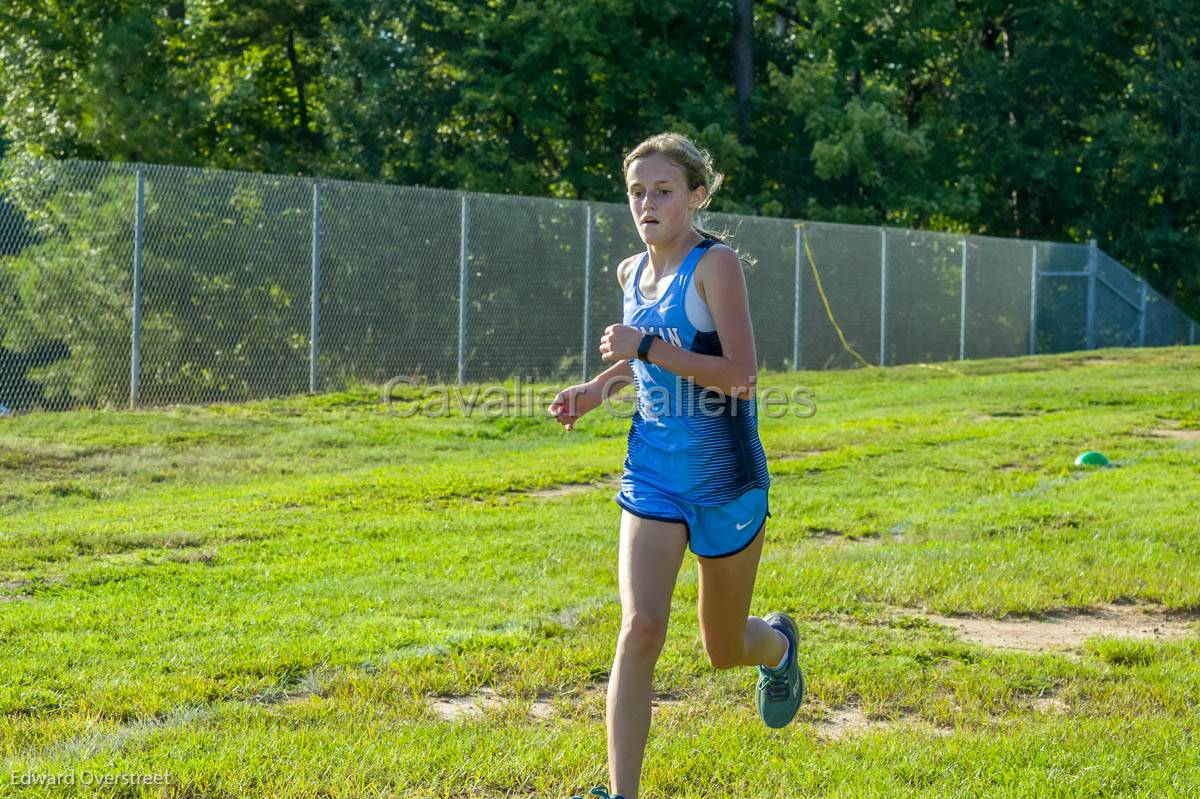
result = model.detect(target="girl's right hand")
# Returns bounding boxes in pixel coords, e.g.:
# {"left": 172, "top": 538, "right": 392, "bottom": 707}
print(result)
{"left": 548, "top": 382, "right": 602, "bottom": 431}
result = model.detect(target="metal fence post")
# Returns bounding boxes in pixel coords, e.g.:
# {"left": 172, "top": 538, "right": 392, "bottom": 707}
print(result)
{"left": 959, "top": 236, "right": 968, "bottom": 360}
{"left": 1028, "top": 243, "right": 1038, "bottom": 355}
{"left": 1192, "top": 320, "right": 1197, "bottom": 346}
{"left": 458, "top": 194, "right": 470, "bottom": 386}
{"left": 793, "top": 225, "right": 802, "bottom": 370}
{"left": 582, "top": 205, "right": 593, "bottom": 381}
{"left": 309, "top": 182, "right": 321, "bottom": 394}
{"left": 1085, "top": 238, "right": 1098, "bottom": 349}
{"left": 130, "top": 168, "right": 145, "bottom": 408}
{"left": 879, "top": 227, "right": 888, "bottom": 366}
{"left": 1138, "top": 282, "right": 1148, "bottom": 348}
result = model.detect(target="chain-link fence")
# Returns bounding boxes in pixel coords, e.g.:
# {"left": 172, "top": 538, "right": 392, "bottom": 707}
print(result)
{"left": 1, "top": 158, "right": 1196, "bottom": 412}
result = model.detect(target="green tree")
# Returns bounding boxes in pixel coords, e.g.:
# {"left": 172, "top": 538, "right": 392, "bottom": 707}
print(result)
{"left": 1, "top": 0, "right": 1196, "bottom": 325}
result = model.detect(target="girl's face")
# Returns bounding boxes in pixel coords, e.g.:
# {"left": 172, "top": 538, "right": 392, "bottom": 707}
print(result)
{"left": 625, "top": 153, "right": 706, "bottom": 246}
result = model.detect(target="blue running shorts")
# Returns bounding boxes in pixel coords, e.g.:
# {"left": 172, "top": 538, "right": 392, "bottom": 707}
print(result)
{"left": 615, "top": 483, "right": 771, "bottom": 559}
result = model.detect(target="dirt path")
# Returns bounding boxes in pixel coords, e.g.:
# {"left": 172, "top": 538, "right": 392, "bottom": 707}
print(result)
{"left": 917, "top": 604, "right": 1196, "bottom": 652}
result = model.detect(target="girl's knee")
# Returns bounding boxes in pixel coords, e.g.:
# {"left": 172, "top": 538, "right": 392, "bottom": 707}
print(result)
{"left": 618, "top": 613, "right": 669, "bottom": 658}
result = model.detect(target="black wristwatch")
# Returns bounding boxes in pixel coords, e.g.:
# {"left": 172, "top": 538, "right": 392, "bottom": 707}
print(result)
{"left": 637, "top": 333, "right": 659, "bottom": 362}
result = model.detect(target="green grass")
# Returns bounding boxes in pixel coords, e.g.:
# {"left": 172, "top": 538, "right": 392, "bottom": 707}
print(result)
{"left": 1, "top": 346, "right": 1199, "bottom": 798}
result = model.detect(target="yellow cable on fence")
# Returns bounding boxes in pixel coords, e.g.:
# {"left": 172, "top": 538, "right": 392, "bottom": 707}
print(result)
{"left": 797, "top": 222, "right": 874, "bottom": 369}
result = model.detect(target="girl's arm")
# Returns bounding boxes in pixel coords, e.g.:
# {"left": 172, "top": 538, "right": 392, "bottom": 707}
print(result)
{"left": 548, "top": 352, "right": 634, "bottom": 431}
{"left": 600, "top": 246, "right": 757, "bottom": 398}
{"left": 549, "top": 256, "right": 640, "bottom": 430}
{"left": 590, "top": 359, "right": 635, "bottom": 399}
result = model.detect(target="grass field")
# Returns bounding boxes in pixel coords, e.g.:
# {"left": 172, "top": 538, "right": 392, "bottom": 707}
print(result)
{"left": 2, "top": 347, "right": 1199, "bottom": 798}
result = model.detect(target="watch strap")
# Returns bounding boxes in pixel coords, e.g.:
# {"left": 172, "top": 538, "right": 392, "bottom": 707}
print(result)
{"left": 637, "top": 333, "right": 658, "bottom": 362}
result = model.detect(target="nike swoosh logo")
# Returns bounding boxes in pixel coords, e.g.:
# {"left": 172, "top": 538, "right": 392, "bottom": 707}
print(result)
{"left": 736, "top": 518, "right": 754, "bottom": 530}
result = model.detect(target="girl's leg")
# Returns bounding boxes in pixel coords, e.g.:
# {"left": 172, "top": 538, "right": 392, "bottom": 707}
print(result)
{"left": 695, "top": 524, "right": 788, "bottom": 670}
{"left": 607, "top": 511, "right": 688, "bottom": 799}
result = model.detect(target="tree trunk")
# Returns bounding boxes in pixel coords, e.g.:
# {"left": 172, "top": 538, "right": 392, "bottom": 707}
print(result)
{"left": 733, "top": 0, "right": 754, "bottom": 142}
{"left": 286, "top": 28, "right": 309, "bottom": 134}
{"left": 1003, "top": 11, "right": 1020, "bottom": 236}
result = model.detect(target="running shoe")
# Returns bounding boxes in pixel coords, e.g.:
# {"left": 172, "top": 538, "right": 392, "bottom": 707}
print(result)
{"left": 756, "top": 611, "right": 804, "bottom": 728}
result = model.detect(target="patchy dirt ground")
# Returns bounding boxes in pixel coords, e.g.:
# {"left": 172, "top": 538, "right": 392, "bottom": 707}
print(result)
{"left": 916, "top": 604, "right": 1196, "bottom": 653}
{"left": 428, "top": 681, "right": 683, "bottom": 723}
{"left": 425, "top": 686, "right": 954, "bottom": 742}
{"left": 520, "top": 479, "right": 620, "bottom": 499}
{"left": 1151, "top": 428, "right": 1200, "bottom": 441}
{"left": 815, "top": 704, "right": 951, "bottom": 740}
{"left": 805, "top": 527, "right": 898, "bottom": 546}
{"left": 1147, "top": 419, "right": 1200, "bottom": 441}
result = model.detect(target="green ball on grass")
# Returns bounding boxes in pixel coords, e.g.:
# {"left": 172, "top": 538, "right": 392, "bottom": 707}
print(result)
{"left": 1075, "top": 450, "right": 1110, "bottom": 467}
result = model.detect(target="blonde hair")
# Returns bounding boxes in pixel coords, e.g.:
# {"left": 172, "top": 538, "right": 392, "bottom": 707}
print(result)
{"left": 623, "top": 132, "right": 753, "bottom": 265}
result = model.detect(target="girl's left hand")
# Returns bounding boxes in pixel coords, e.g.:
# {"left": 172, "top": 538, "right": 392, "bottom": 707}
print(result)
{"left": 600, "top": 324, "right": 643, "bottom": 363}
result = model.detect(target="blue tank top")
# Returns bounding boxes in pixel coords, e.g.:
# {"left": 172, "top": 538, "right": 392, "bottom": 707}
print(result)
{"left": 621, "top": 238, "right": 771, "bottom": 505}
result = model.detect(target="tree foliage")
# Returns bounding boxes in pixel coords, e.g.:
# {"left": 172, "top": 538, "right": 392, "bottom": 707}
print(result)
{"left": 0, "top": 0, "right": 1196, "bottom": 318}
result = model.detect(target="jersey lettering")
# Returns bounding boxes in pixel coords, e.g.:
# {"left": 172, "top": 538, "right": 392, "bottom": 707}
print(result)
{"left": 635, "top": 325, "right": 682, "bottom": 348}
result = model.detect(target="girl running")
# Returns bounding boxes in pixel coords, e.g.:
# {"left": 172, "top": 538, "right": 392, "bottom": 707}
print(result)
{"left": 550, "top": 133, "right": 804, "bottom": 799}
